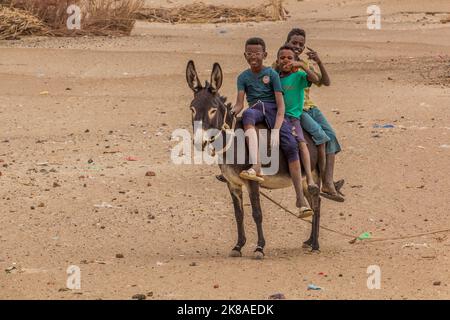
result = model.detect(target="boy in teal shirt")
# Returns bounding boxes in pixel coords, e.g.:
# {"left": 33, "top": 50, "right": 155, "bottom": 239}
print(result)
{"left": 232, "top": 38, "right": 313, "bottom": 216}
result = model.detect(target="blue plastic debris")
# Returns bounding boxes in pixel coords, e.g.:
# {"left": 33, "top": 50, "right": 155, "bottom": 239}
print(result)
{"left": 373, "top": 124, "right": 395, "bottom": 129}
{"left": 307, "top": 284, "right": 322, "bottom": 290}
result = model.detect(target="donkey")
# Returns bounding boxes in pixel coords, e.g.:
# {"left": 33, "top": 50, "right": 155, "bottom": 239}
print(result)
{"left": 186, "top": 60, "right": 322, "bottom": 258}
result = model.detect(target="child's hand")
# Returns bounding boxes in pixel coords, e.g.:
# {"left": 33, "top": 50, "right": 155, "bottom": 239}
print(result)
{"left": 306, "top": 47, "right": 321, "bottom": 64}
{"left": 291, "top": 60, "right": 308, "bottom": 71}
{"left": 270, "top": 129, "right": 280, "bottom": 149}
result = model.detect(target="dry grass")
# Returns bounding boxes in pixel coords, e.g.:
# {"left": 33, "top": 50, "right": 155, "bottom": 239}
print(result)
{"left": 136, "top": 0, "right": 288, "bottom": 24}
{"left": 1, "top": 0, "right": 143, "bottom": 38}
{"left": 0, "top": 6, "right": 49, "bottom": 40}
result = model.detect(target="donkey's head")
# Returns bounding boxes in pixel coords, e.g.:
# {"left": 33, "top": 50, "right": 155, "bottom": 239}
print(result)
{"left": 186, "top": 60, "right": 231, "bottom": 150}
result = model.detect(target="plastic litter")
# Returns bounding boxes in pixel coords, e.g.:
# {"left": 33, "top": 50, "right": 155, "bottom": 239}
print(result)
{"left": 373, "top": 124, "right": 395, "bottom": 128}
{"left": 94, "top": 202, "right": 114, "bottom": 208}
{"left": 307, "top": 284, "right": 322, "bottom": 290}
{"left": 357, "top": 232, "right": 372, "bottom": 240}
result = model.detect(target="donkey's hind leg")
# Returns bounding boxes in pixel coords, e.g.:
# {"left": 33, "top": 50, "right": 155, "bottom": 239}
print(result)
{"left": 227, "top": 182, "right": 246, "bottom": 257}
{"left": 303, "top": 170, "right": 321, "bottom": 251}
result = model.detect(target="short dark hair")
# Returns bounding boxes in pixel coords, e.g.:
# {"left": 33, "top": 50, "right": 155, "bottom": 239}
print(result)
{"left": 277, "top": 44, "right": 299, "bottom": 60}
{"left": 245, "top": 37, "right": 266, "bottom": 52}
{"left": 286, "top": 28, "right": 306, "bottom": 43}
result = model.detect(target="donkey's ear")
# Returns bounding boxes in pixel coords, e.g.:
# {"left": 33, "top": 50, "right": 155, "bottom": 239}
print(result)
{"left": 210, "top": 63, "right": 223, "bottom": 92}
{"left": 186, "top": 60, "right": 202, "bottom": 92}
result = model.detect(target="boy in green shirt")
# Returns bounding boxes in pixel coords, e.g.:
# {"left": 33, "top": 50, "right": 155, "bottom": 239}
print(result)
{"left": 277, "top": 44, "right": 320, "bottom": 192}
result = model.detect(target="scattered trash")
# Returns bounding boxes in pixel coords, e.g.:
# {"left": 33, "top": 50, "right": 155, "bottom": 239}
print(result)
{"left": 39, "top": 91, "right": 49, "bottom": 95}
{"left": 269, "top": 293, "right": 286, "bottom": 299}
{"left": 402, "top": 242, "right": 430, "bottom": 249}
{"left": 115, "top": 253, "right": 124, "bottom": 259}
{"left": 373, "top": 124, "right": 395, "bottom": 129}
{"left": 307, "top": 284, "right": 322, "bottom": 290}
{"left": 94, "top": 202, "right": 114, "bottom": 208}
{"left": 217, "top": 27, "right": 228, "bottom": 34}
{"left": 357, "top": 232, "right": 372, "bottom": 240}
{"left": 87, "top": 158, "right": 94, "bottom": 164}
{"left": 145, "top": 171, "right": 156, "bottom": 177}
{"left": 213, "top": 284, "right": 219, "bottom": 289}
{"left": 147, "top": 291, "right": 154, "bottom": 297}
{"left": 189, "top": 262, "right": 197, "bottom": 267}
{"left": 58, "top": 288, "right": 70, "bottom": 292}
{"left": 433, "top": 281, "right": 441, "bottom": 286}
{"left": 5, "top": 265, "right": 17, "bottom": 273}
{"left": 126, "top": 156, "right": 138, "bottom": 161}
{"left": 439, "top": 144, "right": 450, "bottom": 149}
{"left": 417, "top": 146, "right": 425, "bottom": 149}
{"left": 132, "top": 294, "right": 146, "bottom": 300}
{"left": 349, "top": 232, "right": 372, "bottom": 244}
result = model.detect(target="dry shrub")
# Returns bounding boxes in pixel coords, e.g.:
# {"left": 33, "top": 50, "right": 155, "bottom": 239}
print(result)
{"left": 4, "top": 0, "right": 143, "bottom": 36}
{"left": 136, "top": 0, "right": 288, "bottom": 24}
{"left": 0, "top": 6, "right": 49, "bottom": 39}
{"left": 82, "top": 0, "right": 144, "bottom": 36}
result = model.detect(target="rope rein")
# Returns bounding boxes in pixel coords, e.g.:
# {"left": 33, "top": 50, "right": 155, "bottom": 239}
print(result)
{"left": 209, "top": 105, "right": 450, "bottom": 244}
{"left": 260, "top": 191, "right": 450, "bottom": 244}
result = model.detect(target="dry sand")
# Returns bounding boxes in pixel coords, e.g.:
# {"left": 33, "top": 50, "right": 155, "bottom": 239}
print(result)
{"left": 0, "top": 0, "right": 449, "bottom": 299}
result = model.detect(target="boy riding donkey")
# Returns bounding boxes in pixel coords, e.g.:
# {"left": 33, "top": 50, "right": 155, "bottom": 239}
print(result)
{"left": 285, "top": 28, "right": 345, "bottom": 202}
{"left": 232, "top": 37, "right": 318, "bottom": 216}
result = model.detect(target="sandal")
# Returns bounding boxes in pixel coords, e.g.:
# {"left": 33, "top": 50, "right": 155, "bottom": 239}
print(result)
{"left": 239, "top": 168, "right": 264, "bottom": 183}
{"left": 320, "top": 190, "right": 345, "bottom": 202}
{"left": 298, "top": 206, "right": 314, "bottom": 218}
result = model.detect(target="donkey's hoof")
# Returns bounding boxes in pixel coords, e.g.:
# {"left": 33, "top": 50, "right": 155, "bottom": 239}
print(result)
{"left": 253, "top": 251, "right": 264, "bottom": 260}
{"left": 229, "top": 249, "right": 242, "bottom": 258}
{"left": 253, "top": 247, "right": 265, "bottom": 260}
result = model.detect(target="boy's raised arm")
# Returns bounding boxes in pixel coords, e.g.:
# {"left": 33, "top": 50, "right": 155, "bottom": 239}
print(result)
{"left": 294, "top": 60, "right": 320, "bottom": 84}
{"left": 307, "top": 47, "right": 331, "bottom": 86}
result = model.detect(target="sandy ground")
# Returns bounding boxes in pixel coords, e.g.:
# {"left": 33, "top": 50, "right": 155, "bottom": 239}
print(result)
{"left": 0, "top": 0, "right": 450, "bottom": 300}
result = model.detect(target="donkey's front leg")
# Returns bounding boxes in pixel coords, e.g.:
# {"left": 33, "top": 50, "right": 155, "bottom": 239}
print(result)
{"left": 227, "top": 182, "right": 246, "bottom": 257}
{"left": 247, "top": 181, "right": 265, "bottom": 259}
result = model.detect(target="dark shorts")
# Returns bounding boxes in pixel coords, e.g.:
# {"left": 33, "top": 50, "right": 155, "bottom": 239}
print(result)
{"left": 286, "top": 116, "right": 306, "bottom": 143}
{"left": 242, "top": 101, "right": 300, "bottom": 163}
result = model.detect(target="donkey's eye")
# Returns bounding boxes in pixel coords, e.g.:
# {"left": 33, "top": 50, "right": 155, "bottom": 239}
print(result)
{"left": 208, "top": 108, "right": 217, "bottom": 118}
